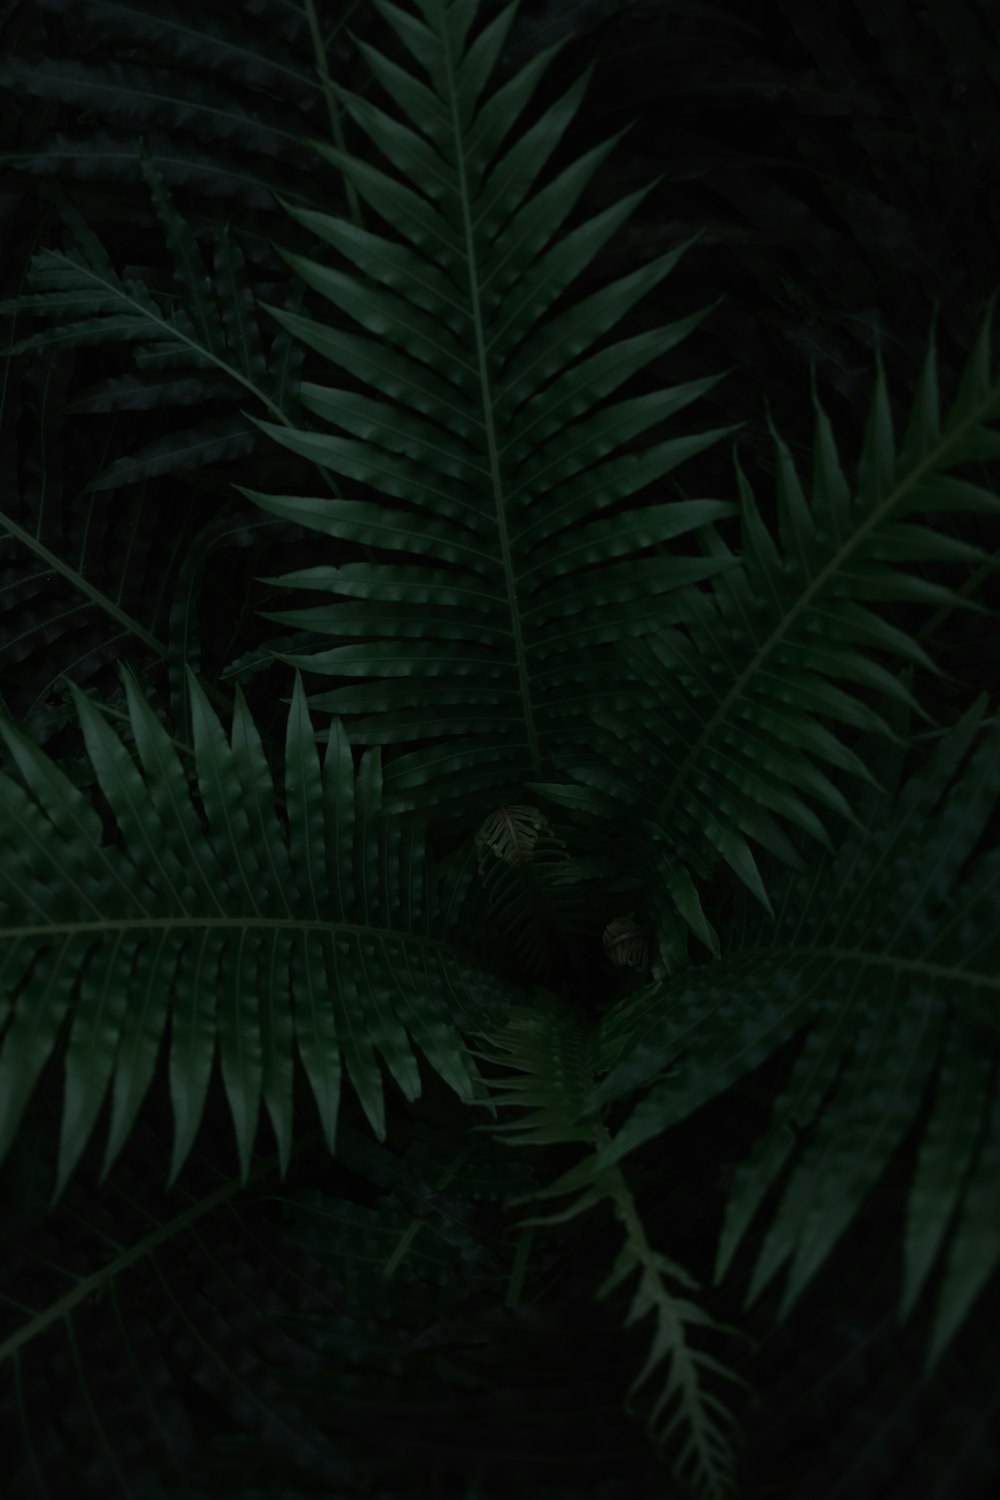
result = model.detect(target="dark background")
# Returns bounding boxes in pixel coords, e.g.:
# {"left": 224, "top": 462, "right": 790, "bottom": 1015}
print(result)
{"left": 2, "top": 1, "right": 999, "bottom": 1495}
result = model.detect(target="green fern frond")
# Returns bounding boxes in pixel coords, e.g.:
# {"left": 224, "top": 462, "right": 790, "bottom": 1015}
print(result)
{"left": 0, "top": 162, "right": 296, "bottom": 491}
{"left": 0, "top": 345, "right": 176, "bottom": 741}
{"left": 0, "top": 1126, "right": 347, "bottom": 1489}
{"left": 589, "top": 699, "right": 1000, "bottom": 1365}
{"left": 0, "top": 666, "right": 515, "bottom": 1197}
{"left": 470, "top": 995, "right": 741, "bottom": 1495}
{"left": 0, "top": 0, "right": 340, "bottom": 218}
{"left": 0, "top": 1111, "right": 528, "bottom": 1496}
{"left": 238, "top": 0, "right": 737, "bottom": 817}
{"left": 597, "top": 1239, "right": 743, "bottom": 1500}
{"left": 534, "top": 302, "right": 1000, "bottom": 926}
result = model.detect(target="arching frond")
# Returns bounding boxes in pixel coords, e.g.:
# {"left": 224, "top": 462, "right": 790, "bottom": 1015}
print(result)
{"left": 239, "top": 0, "right": 736, "bottom": 818}
{"left": 1, "top": 160, "right": 298, "bottom": 491}
{"left": 535, "top": 302, "right": 1000, "bottom": 931}
{"left": 470, "top": 995, "right": 741, "bottom": 1496}
{"left": 0, "top": 666, "right": 515, "bottom": 1196}
{"left": 589, "top": 700, "right": 1000, "bottom": 1366}
{"left": 0, "top": 0, "right": 344, "bottom": 216}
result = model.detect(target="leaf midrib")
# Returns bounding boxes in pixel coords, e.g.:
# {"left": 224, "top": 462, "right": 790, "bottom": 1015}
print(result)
{"left": 31, "top": 251, "right": 288, "bottom": 423}
{"left": 1, "top": 246, "right": 332, "bottom": 716}
{"left": 438, "top": 1, "right": 541, "bottom": 780}
{"left": 11, "top": 65, "right": 308, "bottom": 150}
{"left": 0, "top": 1134, "right": 321, "bottom": 1366}
{"left": 0, "top": 914, "right": 495, "bottom": 967}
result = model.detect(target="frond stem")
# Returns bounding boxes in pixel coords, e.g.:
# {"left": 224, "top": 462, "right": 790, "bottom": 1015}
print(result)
{"left": 439, "top": 2, "right": 542, "bottom": 780}
{"left": 0, "top": 1133, "right": 321, "bottom": 1367}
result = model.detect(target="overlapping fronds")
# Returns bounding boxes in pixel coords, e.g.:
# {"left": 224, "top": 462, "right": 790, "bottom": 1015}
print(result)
{"left": 1, "top": 157, "right": 303, "bottom": 492}
{"left": 238, "top": 0, "right": 737, "bottom": 817}
{"left": 588, "top": 700, "right": 1000, "bottom": 1367}
{"left": 535, "top": 302, "right": 1000, "bottom": 933}
{"left": 0, "top": 1111, "right": 547, "bottom": 1498}
{"left": 0, "top": 0, "right": 351, "bottom": 216}
{"left": 0, "top": 343, "right": 163, "bottom": 742}
{"left": 0, "top": 664, "right": 515, "bottom": 1196}
{"left": 471, "top": 995, "right": 741, "bottom": 1496}
{"left": 2, "top": 0, "right": 999, "bottom": 1493}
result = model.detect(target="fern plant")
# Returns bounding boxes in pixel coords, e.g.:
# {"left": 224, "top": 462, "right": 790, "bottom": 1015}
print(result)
{"left": 2, "top": 0, "right": 999, "bottom": 1496}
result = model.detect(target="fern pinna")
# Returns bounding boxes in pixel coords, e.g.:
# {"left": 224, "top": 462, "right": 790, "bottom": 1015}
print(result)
{"left": 1, "top": 1, "right": 999, "bottom": 1497}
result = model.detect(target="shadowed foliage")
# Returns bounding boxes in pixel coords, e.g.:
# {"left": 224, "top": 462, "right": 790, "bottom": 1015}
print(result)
{"left": 1, "top": 1, "right": 999, "bottom": 1496}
